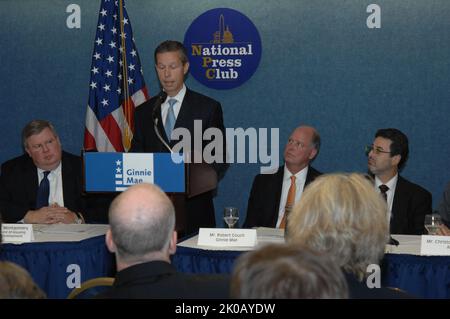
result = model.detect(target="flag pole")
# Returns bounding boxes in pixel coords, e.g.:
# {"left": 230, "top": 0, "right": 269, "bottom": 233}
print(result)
{"left": 119, "top": 0, "right": 132, "bottom": 151}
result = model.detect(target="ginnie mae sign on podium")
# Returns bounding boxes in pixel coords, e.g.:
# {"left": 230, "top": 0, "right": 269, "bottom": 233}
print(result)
{"left": 83, "top": 152, "right": 185, "bottom": 193}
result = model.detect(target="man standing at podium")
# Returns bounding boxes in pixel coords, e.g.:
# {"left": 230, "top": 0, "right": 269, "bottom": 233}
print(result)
{"left": 131, "top": 40, "right": 227, "bottom": 235}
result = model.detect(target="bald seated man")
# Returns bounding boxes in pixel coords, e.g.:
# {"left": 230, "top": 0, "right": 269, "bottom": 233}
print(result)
{"left": 244, "top": 125, "right": 322, "bottom": 228}
{"left": 97, "top": 183, "right": 230, "bottom": 299}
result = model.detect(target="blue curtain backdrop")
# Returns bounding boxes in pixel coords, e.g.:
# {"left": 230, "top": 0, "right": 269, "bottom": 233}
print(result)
{"left": 1, "top": 0, "right": 449, "bottom": 226}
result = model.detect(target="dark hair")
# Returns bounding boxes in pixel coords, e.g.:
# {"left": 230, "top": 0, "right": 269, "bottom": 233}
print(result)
{"left": 154, "top": 40, "right": 188, "bottom": 65}
{"left": 375, "top": 128, "right": 409, "bottom": 170}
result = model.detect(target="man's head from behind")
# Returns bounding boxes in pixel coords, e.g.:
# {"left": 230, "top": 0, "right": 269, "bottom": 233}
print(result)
{"left": 230, "top": 244, "right": 348, "bottom": 299}
{"left": 106, "top": 183, "right": 176, "bottom": 270}
{"left": 287, "top": 173, "right": 389, "bottom": 280}
{"left": 0, "top": 261, "right": 46, "bottom": 299}
{"left": 367, "top": 128, "right": 409, "bottom": 178}
{"left": 22, "top": 119, "right": 62, "bottom": 171}
{"left": 283, "top": 126, "right": 320, "bottom": 174}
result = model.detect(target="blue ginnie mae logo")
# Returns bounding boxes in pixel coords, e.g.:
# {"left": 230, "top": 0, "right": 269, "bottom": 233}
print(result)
{"left": 184, "top": 8, "right": 262, "bottom": 90}
{"left": 84, "top": 153, "right": 184, "bottom": 192}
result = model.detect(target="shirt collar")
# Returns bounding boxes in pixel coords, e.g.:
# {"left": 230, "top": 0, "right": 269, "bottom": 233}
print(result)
{"left": 163, "top": 84, "right": 186, "bottom": 105}
{"left": 37, "top": 162, "right": 62, "bottom": 176}
{"left": 375, "top": 174, "right": 398, "bottom": 190}
{"left": 283, "top": 165, "right": 309, "bottom": 181}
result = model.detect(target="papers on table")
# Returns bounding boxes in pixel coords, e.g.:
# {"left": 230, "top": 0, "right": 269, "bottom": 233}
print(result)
{"left": 3, "top": 224, "right": 109, "bottom": 244}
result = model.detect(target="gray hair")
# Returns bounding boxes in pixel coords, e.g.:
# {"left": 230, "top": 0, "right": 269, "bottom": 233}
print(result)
{"left": 108, "top": 184, "right": 175, "bottom": 262}
{"left": 22, "top": 120, "right": 58, "bottom": 149}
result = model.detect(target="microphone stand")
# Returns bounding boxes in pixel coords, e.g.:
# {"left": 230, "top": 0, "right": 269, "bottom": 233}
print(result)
{"left": 152, "top": 91, "right": 173, "bottom": 153}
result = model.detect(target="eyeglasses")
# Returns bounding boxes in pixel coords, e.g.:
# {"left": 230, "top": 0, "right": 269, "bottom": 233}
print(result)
{"left": 365, "top": 145, "right": 391, "bottom": 156}
{"left": 287, "top": 138, "right": 307, "bottom": 149}
{"left": 29, "top": 138, "right": 56, "bottom": 152}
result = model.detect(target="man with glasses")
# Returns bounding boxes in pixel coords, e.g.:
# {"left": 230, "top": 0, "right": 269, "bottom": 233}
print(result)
{"left": 0, "top": 120, "right": 84, "bottom": 224}
{"left": 366, "top": 128, "right": 432, "bottom": 235}
{"left": 243, "top": 125, "right": 322, "bottom": 228}
{"left": 130, "top": 40, "right": 227, "bottom": 236}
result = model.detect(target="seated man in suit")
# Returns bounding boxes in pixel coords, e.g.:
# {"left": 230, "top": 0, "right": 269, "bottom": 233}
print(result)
{"left": 366, "top": 128, "right": 432, "bottom": 235}
{"left": 243, "top": 125, "right": 322, "bottom": 228}
{"left": 0, "top": 120, "right": 84, "bottom": 224}
{"left": 436, "top": 182, "right": 450, "bottom": 235}
{"left": 99, "top": 183, "right": 229, "bottom": 299}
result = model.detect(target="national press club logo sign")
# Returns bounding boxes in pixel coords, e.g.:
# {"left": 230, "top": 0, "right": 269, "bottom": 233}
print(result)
{"left": 184, "top": 8, "right": 262, "bottom": 90}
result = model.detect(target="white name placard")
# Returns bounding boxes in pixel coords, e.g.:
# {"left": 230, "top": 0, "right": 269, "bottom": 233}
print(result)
{"left": 420, "top": 235, "right": 450, "bottom": 256}
{"left": 198, "top": 228, "right": 257, "bottom": 247}
{"left": 1, "top": 224, "right": 34, "bottom": 243}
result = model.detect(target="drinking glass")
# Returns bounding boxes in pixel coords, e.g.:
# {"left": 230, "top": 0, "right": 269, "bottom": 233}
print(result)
{"left": 424, "top": 214, "right": 442, "bottom": 235}
{"left": 223, "top": 207, "right": 239, "bottom": 228}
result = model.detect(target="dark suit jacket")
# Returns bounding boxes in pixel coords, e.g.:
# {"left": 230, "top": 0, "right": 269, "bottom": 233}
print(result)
{"left": 390, "top": 175, "right": 432, "bottom": 235}
{"left": 243, "top": 165, "right": 322, "bottom": 228}
{"left": 97, "top": 260, "right": 230, "bottom": 299}
{"left": 130, "top": 88, "right": 227, "bottom": 234}
{"left": 0, "top": 151, "right": 83, "bottom": 223}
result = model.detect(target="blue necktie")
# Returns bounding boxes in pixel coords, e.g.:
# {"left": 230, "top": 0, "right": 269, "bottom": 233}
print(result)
{"left": 165, "top": 99, "right": 177, "bottom": 141}
{"left": 36, "top": 171, "right": 50, "bottom": 209}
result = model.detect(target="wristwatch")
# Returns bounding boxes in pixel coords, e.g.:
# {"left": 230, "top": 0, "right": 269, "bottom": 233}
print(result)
{"left": 74, "top": 212, "right": 84, "bottom": 224}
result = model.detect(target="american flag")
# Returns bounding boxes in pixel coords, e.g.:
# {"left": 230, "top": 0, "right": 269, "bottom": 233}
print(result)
{"left": 84, "top": 0, "right": 149, "bottom": 152}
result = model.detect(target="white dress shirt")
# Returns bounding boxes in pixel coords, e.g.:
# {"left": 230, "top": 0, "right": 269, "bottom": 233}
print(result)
{"left": 375, "top": 174, "right": 398, "bottom": 221}
{"left": 37, "top": 163, "right": 64, "bottom": 207}
{"left": 161, "top": 84, "right": 186, "bottom": 126}
{"left": 275, "top": 165, "right": 309, "bottom": 227}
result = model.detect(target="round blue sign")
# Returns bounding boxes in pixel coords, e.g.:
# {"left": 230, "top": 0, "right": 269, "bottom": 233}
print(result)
{"left": 184, "top": 8, "right": 262, "bottom": 90}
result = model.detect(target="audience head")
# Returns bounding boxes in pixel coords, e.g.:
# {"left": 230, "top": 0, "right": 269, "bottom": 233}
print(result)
{"left": 106, "top": 183, "right": 176, "bottom": 270}
{"left": 0, "top": 261, "right": 46, "bottom": 299}
{"left": 22, "top": 119, "right": 62, "bottom": 171}
{"left": 231, "top": 243, "right": 348, "bottom": 299}
{"left": 284, "top": 125, "right": 320, "bottom": 174}
{"left": 287, "top": 173, "right": 389, "bottom": 280}
{"left": 367, "top": 128, "right": 409, "bottom": 179}
{"left": 154, "top": 40, "right": 189, "bottom": 97}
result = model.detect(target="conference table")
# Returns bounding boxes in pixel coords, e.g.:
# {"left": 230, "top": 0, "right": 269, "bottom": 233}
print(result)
{"left": 0, "top": 224, "right": 115, "bottom": 299}
{"left": 173, "top": 229, "right": 450, "bottom": 299}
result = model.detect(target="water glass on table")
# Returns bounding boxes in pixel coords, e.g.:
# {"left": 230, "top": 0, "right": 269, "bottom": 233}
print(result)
{"left": 223, "top": 207, "right": 239, "bottom": 228}
{"left": 424, "top": 214, "right": 442, "bottom": 235}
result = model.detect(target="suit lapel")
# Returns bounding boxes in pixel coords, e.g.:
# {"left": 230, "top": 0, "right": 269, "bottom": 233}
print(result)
{"left": 391, "top": 176, "right": 407, "bottom": 233}
{"left": 24, "top": 157, "right": 39, "bottom": 206}
{"left": 168, "top": 89, "right": 192, "bottom": 148}
{"left": 270, "top": 167, "right": 285, "bottom": 226}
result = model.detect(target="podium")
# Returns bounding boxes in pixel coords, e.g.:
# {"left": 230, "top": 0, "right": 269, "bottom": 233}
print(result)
{"left": 83, "top": 152, "right": 217, "bottom": 234}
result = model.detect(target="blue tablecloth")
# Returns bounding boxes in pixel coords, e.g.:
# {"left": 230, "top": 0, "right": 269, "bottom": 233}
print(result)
{"left": 172, "top": 246, "right": 450, "bottom": 298}
{"left": 0, "top": 235, "right": 115, "bottom": 299}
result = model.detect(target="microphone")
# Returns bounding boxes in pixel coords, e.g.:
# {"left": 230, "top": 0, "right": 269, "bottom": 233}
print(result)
{"left": 389, "top": 236, "right": 399, "bottom": 246}
{"left": 152, "top": 91, "right": 167, "bottom": 123}
{"left": 152, "top": 91, "right": 173, "bottom": 153}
